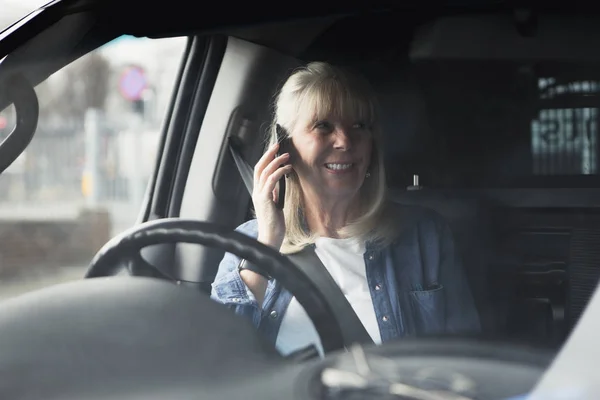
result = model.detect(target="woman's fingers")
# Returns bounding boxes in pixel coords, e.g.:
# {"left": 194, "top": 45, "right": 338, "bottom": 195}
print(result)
{"left": 251, "top": 144, "right": 290, "bottom": 250}
{"left": 253, "top": 143, "right": 279, "bottom": 184}
{"left": 263, "top": 164, "right": 292, "bottom": 194}
{"left": 259, "top": 152, "right": 290, "bottom": 188}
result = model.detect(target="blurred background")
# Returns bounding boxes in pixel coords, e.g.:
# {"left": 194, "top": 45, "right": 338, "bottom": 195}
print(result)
{"left": 0, "top": 1, "right": 187, "bottom": 298}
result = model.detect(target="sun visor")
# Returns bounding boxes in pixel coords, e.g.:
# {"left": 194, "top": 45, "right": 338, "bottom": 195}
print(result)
{"left": 409, "top": 14, "right": 600, "bottom": 62}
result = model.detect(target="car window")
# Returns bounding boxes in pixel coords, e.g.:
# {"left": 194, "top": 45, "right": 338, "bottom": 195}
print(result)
{"left": 533, "top": 78, "right": 598, "bottom": 176}
{"left": 0, "top": 35, "right": 187, "bottom": 300}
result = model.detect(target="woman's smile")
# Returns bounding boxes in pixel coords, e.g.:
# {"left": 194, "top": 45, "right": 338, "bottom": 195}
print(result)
{"left": 324, "top": 162, "right": 356, "bottom": 174}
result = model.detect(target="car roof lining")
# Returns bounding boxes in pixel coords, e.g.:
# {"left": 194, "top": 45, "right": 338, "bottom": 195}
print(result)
{"left": 5, "top": 2, "right": 600, "bottom": 120}
{"left": 0, "top": 0, "right": 523, "bottom": 85}
{"left": 5, "top": 0, "right": 600, "bottom": 94}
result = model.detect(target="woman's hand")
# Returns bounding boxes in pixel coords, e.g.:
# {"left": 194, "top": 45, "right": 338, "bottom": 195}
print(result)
{"left": 241, "top": 143, "right": 291, "bottom": 306}
{"left": 252, "top": 142, "right": 292, "bottom": 250}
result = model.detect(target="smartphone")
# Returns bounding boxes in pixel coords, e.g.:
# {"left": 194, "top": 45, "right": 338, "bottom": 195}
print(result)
{"left": 275, "top": 124, "right": 290, "bottom": 209}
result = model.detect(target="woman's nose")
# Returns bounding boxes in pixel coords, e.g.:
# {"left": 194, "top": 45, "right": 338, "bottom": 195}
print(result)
{"left": 332, "top": 128, "right": 352, "bottom": 150}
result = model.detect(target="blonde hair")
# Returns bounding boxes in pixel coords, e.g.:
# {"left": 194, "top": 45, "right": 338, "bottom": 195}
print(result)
{"left": 267, "top": 61, "right": 396, "bottom": 254}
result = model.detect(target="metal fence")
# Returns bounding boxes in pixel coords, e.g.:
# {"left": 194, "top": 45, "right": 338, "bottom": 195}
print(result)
{"left": 0, "top": 125, "right": 156, "bottom": 236}
{"left": 531, "top": 108, "right": 598, "bottom": 176}
{"left": 532, "top": 77, "right": 600, "bottom": 177}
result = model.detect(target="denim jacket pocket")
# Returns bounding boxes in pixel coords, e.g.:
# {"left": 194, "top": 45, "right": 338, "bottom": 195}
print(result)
{"left": 409, "top": 285, "right": 446, "bottom": 335}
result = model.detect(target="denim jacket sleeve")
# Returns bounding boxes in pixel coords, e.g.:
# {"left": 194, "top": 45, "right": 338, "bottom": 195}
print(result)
{"left": 210, "top": 219, "right": 262, "bottom": 328}
{"left": 437, "top": 218, "right": 482, "bottom": 334}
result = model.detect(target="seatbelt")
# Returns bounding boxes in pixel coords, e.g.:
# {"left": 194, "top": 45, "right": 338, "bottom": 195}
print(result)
{"left": 228, "top": 138, "right": 254, "bottom": 195}
{"left": 289, "top": 246, "right": 374, "bottom": 346}
{"left": 228, "top": 141, "right": 374, "bottom": 347}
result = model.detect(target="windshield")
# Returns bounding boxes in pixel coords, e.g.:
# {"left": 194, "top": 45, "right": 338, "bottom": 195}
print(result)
{"left": 0, "top": 8, "right": 597, "bottom": 395}
{"left": 0, "top": 28, "right": 187, "bottom": 298}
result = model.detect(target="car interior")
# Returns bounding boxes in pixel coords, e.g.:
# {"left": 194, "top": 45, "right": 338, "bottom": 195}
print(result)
{"left": 1, "top": 0, "right": 600, "bottom": 398}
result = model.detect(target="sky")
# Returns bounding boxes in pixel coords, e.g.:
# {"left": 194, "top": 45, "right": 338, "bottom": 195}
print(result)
{"left": 1, "top": 0, "right": 53, "bottom": 31}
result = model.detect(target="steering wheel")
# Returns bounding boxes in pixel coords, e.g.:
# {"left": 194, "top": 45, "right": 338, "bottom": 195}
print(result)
{"left": 0, "top": 217, "right": 554, "bottom": 399}
{"left": 84, "top": 217, "right": 352, "bottom": 353}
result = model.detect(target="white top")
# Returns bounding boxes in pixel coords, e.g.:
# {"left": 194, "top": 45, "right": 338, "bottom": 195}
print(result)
{"left": 274, "top": 236, "right": 382, "bottom": 357}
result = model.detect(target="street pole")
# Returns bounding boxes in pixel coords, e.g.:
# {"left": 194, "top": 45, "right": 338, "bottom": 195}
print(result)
{"left": 83, "top": 108, "right": 103, "bottom": 208}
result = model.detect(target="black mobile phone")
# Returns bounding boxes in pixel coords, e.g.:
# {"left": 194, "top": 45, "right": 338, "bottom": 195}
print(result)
{"left": 275, "top": 124, "right": 289, "bottom": 209}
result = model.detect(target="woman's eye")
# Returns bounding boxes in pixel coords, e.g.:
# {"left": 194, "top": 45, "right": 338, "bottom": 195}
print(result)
{"left": 352, "top": 122, "right": 367, "bottom": 130}
{"left": 314, "top": 121, "right": 333, "bottom": 132}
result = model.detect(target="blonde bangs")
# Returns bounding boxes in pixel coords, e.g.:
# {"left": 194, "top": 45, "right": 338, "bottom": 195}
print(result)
{"left": 294, "top": 74, "right": 377, "bottom": 131}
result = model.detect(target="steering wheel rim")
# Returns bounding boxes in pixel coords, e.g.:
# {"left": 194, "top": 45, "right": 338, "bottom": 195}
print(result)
{"left": 85, "top": 218, "right": 349, "bottom": 353}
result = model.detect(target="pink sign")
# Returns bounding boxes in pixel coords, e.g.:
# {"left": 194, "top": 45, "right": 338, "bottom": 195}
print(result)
{"left": 118, "top": 66, "right": 147, "bottom": 101}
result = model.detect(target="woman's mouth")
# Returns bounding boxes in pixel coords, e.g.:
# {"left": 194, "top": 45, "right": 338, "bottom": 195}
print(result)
{"left": 325, "top": 163, "right": 354, "bottom": 172}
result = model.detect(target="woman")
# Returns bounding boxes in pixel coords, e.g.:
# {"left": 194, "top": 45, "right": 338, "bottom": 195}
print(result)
{"left": 211, "top": 61, "right": 480, "bottom": 356}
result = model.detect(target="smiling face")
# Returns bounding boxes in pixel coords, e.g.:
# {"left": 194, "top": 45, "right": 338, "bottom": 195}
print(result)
{"left": 291, "top": 114, "right": 373, "bottom": 202}
{"left": 271, "top": 62, "right": 388, "bottom": 249}
{"left": 273, "top": 62, "right": 380, "bottom": 212}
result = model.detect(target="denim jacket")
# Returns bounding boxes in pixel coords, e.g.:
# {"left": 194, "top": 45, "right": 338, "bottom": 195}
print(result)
{"left": 210, "top": 204, "right": 481, "bottom": 346}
